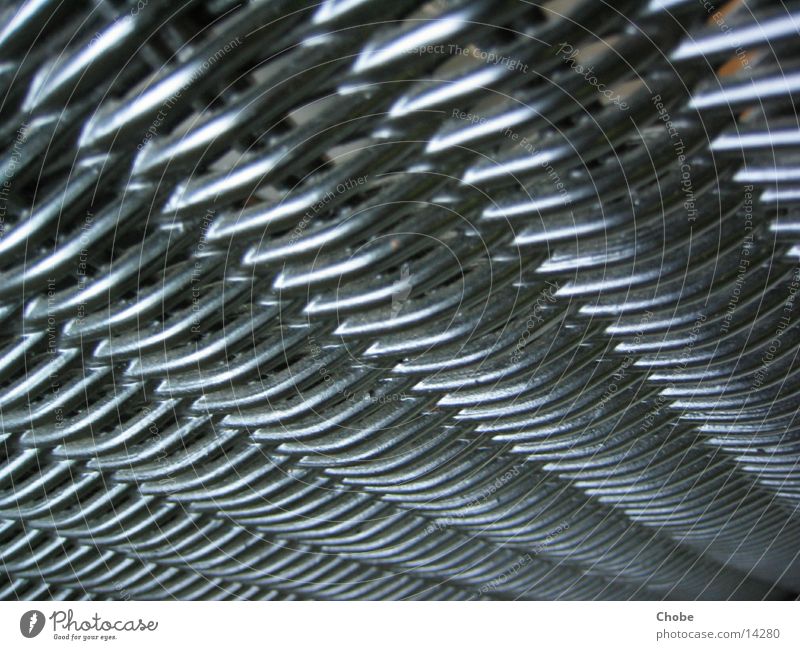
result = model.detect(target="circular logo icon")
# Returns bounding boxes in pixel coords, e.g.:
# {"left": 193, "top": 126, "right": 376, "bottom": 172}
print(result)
{"left": 20, "top": 610, "right": 45, "bottom": 638}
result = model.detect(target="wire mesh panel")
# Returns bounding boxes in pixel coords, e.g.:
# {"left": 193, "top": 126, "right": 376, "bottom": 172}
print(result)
{"left": 1, "top": 0, "right": 799, "bottom": 601}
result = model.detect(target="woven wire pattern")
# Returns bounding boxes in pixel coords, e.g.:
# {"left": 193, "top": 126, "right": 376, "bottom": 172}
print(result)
{"left": 1, "top": 0, "right": 800, "bottom": 600}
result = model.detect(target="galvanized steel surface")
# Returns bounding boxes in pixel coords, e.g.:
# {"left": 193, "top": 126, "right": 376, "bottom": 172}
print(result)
{"left": 1, "top": 0, "right": 800, "bottom": 600}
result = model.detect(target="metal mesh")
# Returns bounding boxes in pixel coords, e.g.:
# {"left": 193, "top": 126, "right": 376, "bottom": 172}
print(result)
{"left": 1, "top": 0, "right": 800, "bottom": 600}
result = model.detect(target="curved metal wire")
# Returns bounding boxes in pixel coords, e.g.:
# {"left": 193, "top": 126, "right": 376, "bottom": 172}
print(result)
{"left": 1, "top": 0, "right": 800, "bottom": 600}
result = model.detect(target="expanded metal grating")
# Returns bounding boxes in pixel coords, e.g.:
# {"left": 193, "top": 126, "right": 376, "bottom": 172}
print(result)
{"left": 1, "top": 0, "right": 800, "bottom": 601}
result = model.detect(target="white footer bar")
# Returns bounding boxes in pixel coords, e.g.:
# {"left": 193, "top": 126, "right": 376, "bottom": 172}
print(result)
{"left": 2, "top": 600, "right": 797, "bottom": 649}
